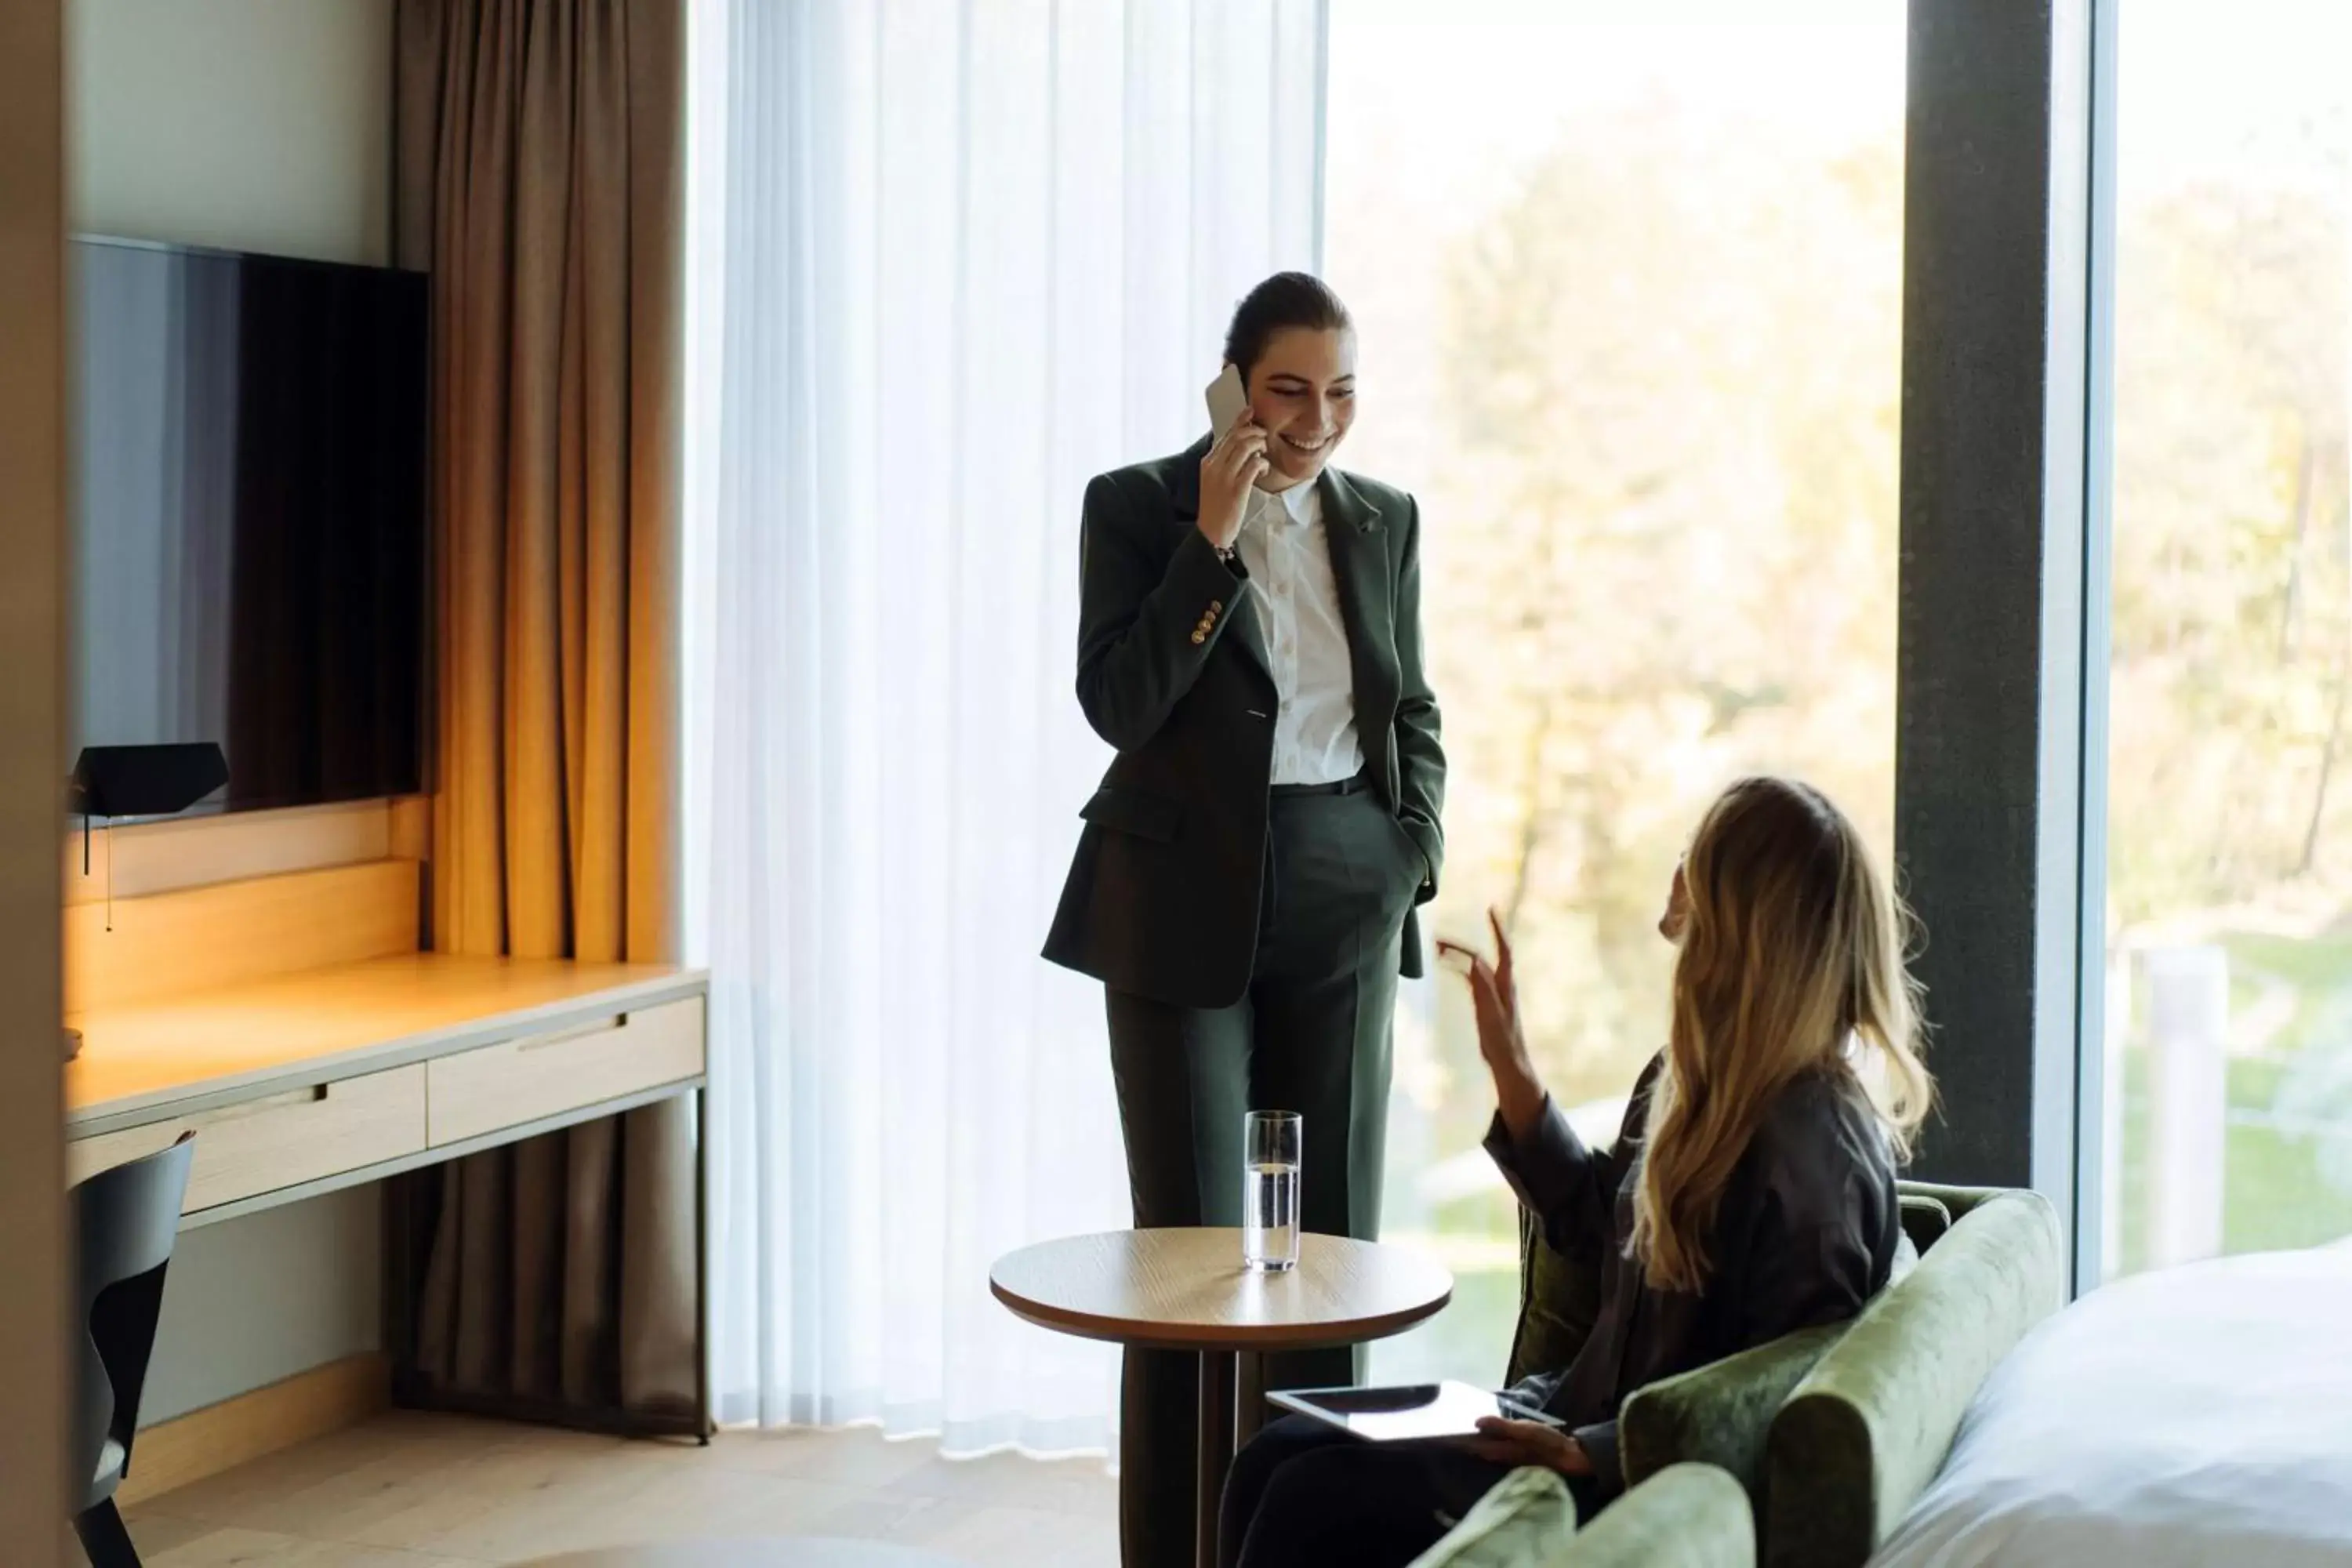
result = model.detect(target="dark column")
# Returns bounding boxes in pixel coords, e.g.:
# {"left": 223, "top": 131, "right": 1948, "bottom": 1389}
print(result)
{"left": 1895, "top": 0, "right": 2110, "bottom": 1293}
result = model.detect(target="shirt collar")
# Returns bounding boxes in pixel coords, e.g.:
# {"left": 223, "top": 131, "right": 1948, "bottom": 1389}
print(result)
{"left": 1252, "top": 478, "right": 1319, "bottom": 528}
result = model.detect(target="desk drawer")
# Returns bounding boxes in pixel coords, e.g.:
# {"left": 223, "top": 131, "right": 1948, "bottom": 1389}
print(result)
{"left": 427, "top": 996, "right": 704, "bottom": 1146}
{"left": 68, "top": 1065, "right": 427, "bottom": 1214}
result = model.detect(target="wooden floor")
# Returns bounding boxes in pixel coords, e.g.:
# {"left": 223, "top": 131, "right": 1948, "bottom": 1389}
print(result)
{"left": 120, "top": 1410, "right": 1120, "bottom": 1566}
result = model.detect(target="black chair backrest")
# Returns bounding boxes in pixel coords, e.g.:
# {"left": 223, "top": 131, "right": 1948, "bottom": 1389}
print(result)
{"left": 71, "top": 1134, "right": 194, "bottom": 1512}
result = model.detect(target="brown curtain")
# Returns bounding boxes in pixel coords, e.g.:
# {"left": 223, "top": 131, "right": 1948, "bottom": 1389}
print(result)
{"left": 390, "top": 0, "right": 694, "bottom": 1421}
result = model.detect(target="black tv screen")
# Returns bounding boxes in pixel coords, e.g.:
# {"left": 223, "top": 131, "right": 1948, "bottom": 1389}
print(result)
{"left": 72, "top": 237, "right": 427, "bottom": 815}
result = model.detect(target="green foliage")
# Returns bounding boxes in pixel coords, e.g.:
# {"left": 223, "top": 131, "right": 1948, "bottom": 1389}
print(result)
{"left": 1414, "top": 103, "right": 2352, "bottom": 1268}
{"left": 1423, "top": 107, "right": 1903, "bottom": 1116}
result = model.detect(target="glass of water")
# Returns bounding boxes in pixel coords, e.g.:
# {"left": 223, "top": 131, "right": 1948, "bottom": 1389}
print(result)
{"left": 1243, "top": 1110, "right": 1302, "bottom": 1272}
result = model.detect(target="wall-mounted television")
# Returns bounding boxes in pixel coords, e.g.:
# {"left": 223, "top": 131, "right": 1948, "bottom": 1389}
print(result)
{"left": 71, "top": 236, "right": 428, "bottom": 816}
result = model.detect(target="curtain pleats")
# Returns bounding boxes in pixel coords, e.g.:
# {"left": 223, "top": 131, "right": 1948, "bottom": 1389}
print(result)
{"left": 393, "top": 0, "right": 692, "bottom": 1422}
{"left": 690, "top": 0, "right": 1324, "bottom": 1453}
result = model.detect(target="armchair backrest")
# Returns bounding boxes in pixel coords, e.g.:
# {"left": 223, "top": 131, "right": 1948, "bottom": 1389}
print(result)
{"left": 1762, "top": 1187, "right": 2064, "bottom": 1568}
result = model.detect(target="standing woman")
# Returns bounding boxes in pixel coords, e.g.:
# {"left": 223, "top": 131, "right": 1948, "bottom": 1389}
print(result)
{"left": 1044, "top": 273, "right": 1446, "bottom": 1568}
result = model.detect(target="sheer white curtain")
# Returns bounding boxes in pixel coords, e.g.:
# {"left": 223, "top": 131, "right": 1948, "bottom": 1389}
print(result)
{"left": 684, "top": 0, "right": 1325, "bottom": 1451}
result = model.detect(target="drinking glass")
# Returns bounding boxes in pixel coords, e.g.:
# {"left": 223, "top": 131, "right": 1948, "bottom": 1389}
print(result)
{"left": 1243, "top": 1111, "right": 1302, "bottom": 1272}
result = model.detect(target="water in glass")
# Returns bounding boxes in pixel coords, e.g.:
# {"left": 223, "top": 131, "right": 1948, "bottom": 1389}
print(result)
{"left": 1244, "top": 1111, "right": 1302, "bottom": 1272}
{"left": 1244, "top": 1161, "right": 1301, "bottom": 1272}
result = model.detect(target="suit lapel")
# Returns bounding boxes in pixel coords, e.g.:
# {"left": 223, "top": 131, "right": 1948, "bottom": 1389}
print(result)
{"left": 1319, "top": 466, "right": 1393, "bottom": 712}
{"left": 1171, "top": 437, "right": 1276, "bottom": 689}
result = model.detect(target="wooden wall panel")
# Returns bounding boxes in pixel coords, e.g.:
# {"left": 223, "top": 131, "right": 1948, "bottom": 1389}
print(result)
{"left": 65, "top": 858, "right": 423, "bottom": 1013}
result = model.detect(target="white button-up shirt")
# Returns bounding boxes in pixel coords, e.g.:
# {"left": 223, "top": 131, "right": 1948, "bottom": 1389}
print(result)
{"left": 1236, "top": 479, "right": 1364, "bottom": 786}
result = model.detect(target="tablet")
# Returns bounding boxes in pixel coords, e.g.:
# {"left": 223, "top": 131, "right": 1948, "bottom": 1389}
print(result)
{"left": 1266, "top": 1381, "right": 1565, "bottom": 1443}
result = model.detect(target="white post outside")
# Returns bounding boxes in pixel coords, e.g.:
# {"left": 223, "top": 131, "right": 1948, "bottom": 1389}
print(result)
{"left": 2141, "top": 943, "right": 2228, "bottom": 1268}
{"left": 2103, "top": 950, "right": 2131, "bottom": 1280}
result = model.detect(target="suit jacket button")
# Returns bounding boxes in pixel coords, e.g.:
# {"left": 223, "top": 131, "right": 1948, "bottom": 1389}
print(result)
{"left": 1190, "top": 630, "right": 1207, "bottom": 645}
{"left": 1210, "top": 599, "right": 1224, "bottom": 613}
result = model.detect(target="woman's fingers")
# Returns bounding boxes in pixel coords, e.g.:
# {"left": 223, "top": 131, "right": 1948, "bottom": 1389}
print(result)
{"left": 1459, "top": 1418, "right": 1552, "bottom": 1467}
{"left": 1436, "top": 942, "right": 1493, "bottom": 1001}
{"left": 1470, "top": 1417, "right": 1573, "bottom": 1470}
{"left": 1442, "top": 946, "right": 1497, "bottom": 1001}
{"left": 1214, "top": 412, "right": 1265, "bottom": 459}
{"left": 1439, "top": 939, "right": 1522, "bottom": 1061}
{"left": 1211, "top": 426, "right": 1269, "bottom": 491}
{"left": 1435, "top": 938, "right": 1485, "bottom": 974}
{"left": 1207, "top": 419, "right": 1241, "bottom": 472}
{"left": 1486, "top": 908, "right": 1515, "bottom": 1001}
{"left": 1232, "top": 434, "right": 1269, "bottom": 481}
{"left": 1465, "top": 974, "right": 1515, "bottom": 1057}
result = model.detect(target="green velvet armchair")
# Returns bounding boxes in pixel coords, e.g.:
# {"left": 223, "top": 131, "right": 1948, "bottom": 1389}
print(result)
{"left": 1447, "top": 1178, "right": 2064, "bottom": 1566}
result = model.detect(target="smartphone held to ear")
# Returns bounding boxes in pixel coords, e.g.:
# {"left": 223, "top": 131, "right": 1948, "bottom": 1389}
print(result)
{"left": 1206, "top": 363, "right": 1248, "bottom": 439}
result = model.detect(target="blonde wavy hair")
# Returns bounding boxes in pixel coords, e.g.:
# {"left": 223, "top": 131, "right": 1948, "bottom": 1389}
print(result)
{"left": 1630, "top": 775, "right": 1934, "bottom": 1294}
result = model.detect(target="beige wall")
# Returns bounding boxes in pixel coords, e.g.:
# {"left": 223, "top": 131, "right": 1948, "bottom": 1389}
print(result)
{"left": 1, "top": 0, "right": 69, "bottom": 1552}
{"left": 67, "top": 0, "right": 402, "bottom": 1427}
{"left": 144, "top": 1185, "right": 386, "bottom": 1423}
{"left": 69, "top": 0, "right": 392, "bottom": 266}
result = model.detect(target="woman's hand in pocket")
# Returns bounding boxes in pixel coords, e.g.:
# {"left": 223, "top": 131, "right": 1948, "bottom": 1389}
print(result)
{"left": 1388, "top": 814, "right": 1431, "bottom": 898}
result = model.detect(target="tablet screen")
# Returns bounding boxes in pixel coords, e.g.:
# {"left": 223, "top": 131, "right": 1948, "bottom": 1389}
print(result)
{"left": 1267, "top": 1381, "right": 1563, "bottom": 1443}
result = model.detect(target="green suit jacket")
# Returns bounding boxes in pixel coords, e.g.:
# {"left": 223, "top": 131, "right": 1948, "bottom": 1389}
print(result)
{"left": 1043, "top": 437, "right": 1446, "bottom": 1010}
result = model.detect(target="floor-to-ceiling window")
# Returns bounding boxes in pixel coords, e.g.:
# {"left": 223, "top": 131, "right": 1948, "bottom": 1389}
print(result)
{"left": 2100, "top": 0, "right": 2352, "bottom": 1279}
{"left": 1323, "top": 0, "right": 1907, "bottom": 1381}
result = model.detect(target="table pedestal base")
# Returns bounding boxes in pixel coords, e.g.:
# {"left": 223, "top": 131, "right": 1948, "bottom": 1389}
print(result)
{"left": 1194, "top": 1351, "right": 1271, "bottom": 1568}
{"left": 1196, "top": 1351, "right": 1235, "bottom": 1568}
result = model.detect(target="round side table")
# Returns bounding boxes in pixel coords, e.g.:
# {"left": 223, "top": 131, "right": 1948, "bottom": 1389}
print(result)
{"left": 990, "top": 1228, "right": 1453, "bottom": 1568}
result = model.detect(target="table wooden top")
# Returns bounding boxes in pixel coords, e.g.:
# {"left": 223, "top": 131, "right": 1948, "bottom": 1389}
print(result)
{"left": 65, "top": 952, "right": 707, "bottom": 1130}
{"left": 989, "top": 1229, "right": 1454, "bottom": 1353}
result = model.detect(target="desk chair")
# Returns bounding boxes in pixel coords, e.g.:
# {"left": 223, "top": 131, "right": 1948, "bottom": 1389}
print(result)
{"left": 70, "top": 1133, "right": 195, "bottom": 1568}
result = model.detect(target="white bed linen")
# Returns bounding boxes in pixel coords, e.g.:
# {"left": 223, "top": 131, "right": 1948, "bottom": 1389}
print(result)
{"left": 1869, "top": 1243, "right": 2352, "bottom": 1568}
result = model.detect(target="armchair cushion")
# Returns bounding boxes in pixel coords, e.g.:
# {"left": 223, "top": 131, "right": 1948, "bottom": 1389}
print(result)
{"left": 1406, "top": 1467, "right": 1582, "bottom": 1568}
{"left": 1406, "top": 1463, "right": 1756, "bottom": 1568}
{"left": 1559, "top": 1464, "right": 1756, "bottom": 1568}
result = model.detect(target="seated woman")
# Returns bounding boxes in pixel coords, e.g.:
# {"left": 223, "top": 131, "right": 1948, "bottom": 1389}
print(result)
{"left": 1218, "top": 775, "right": 1935, "bottom": 1568}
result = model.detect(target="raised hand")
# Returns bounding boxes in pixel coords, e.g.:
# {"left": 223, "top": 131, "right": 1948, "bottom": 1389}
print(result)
{"left": 1197, "top": 408, "right": 1269, "bottom": 552}
{"left": 1438, "top": 909, "right": 1530, "bottom": 1078}
{"left": 1439, "top": 909, "right": 1547, "bottom": 1141}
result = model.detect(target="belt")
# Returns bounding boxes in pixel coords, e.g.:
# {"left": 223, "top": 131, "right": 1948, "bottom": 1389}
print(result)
{"left": 1269, "top": 770, "right": 1373, "bottom": 800}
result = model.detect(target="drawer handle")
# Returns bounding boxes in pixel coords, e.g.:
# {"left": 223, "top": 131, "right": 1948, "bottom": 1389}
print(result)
{"left": 516, "top": 1014, "right": 628, "bottom": 1052}
{"left": 192, "top": 1083, "right": 330, "bottom": 1125}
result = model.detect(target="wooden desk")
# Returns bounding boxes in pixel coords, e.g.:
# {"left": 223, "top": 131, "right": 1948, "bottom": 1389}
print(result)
{"left": 66, "top": 952, "right": 708, "bottom": 1231}
{"left": 65, "top": 950, "right": 713, "bottom": 1446}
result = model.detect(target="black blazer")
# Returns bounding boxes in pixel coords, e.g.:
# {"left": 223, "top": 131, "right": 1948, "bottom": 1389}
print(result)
{"left": 1487, "top": 1056, "right": 1900, "bottom": 1497}
{"left": 1042, "top": 437, "right": 1446, "bottom": 1010}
